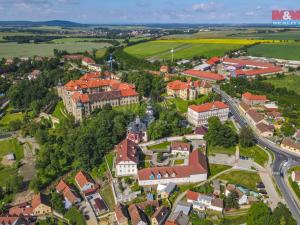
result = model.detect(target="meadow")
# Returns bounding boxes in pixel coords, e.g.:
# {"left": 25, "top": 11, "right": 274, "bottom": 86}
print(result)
{"left": 124, "top": 38, "right": 281, "bottom": 61}
{"left": 247, "top": 42, "right": 300, "bottom": 60}
{"left": 263, "top": 75, "right": 300, "bottom": 95}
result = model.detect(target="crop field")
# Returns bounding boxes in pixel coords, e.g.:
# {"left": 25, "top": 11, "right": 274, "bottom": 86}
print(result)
{"left": 124, "top": 39, "right": 280, "bottom": 60}
{"left": 263, "top": 75, "right": 300, "bottom": 95}
{"left": 247, "top": 42, "right": 300, "bottom": 60}
{"left": 0, "top": 41, "right": 111, "bottom": 58}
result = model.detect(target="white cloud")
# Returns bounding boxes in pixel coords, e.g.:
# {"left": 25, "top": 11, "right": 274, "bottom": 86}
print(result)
{"left": 191, "top": 2, "right": 218, "bottom": 12}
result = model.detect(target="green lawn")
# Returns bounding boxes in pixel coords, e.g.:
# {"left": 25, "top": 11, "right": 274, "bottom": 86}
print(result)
{"left": 174, "top": 159, "right": 185, "bottom": 165}
{"left": 247, "top": 42, "right": 300, "bottom": 60}
{"left": 218, "top": 170, "right": 262, "bottom": 191}
{"left": 0, "top": 112, "right": 23, "bottom": 126}
{"left": 209, "top": 164, "right": 231, "bottom": 177}
{"left": 263, "top": 75, "right": 300, "bottom": 95}
{"left": 65, "top": 207, "right": 86, "bottom": 225}
{"left": 0, "top": 41, "right": 111, "bottom": 58}
{"left": 0, "top": 165, "right": 18, "bottom": 187}
{"left": 0, "top": 138, "right": 24, "bottom": 161}
{"left": 239, "top": 145, "right": 269, "bottom": 167}
{"left": 100, "top": 185, "right": 115, "bottom": 211}
{"left": 106, "top": 152, "right": 115, "bottom": 172}
{"left": 52, "top": 101, "right": 67, "bottom": 121}
{"left": 147, "top": 141, "right": 171, "bottom": 150}
{"left": 114, "top": 103, "right": 143, "bottom": 114}
{"left": 221, "top": 214, "right": 247, "bottom": 225}
{"left": 167, "top": 95, "right": 213, "bottom": 113}
{"left": 289, "top": 177, "right": 300, "bottom": 200}
{"left": 208, "top": 145, "right": 236, "bottom": 156}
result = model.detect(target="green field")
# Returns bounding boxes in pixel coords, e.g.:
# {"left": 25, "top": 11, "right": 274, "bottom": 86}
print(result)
{"left": 218, "top": 170, "right": 261, "bottom": 191}
{"left": 0, "top": 41, "right": 111, "bottom": 58}
{"left": 0, "top": 112, "right": 23, "bottom": 126}
{"left": 147, "top": 141, "right": 171, "bottom": 150}
{"left": 208, "top": 145, "right": 236, "bottom": 156}
{"left": 209, "top": 164, "right": 231, "bottom": 177}
{"left": 239, "top": 145, "right": 269, "bottom": 167}
{"left": 248, "top": 42, "right": 300, "bottom": 60}
{"left": 52, "top": 101, "right": 68, "bottom": 121}
{"left": 100, "top": 185, "right": 115, "bottom": 211}
{"left": 263, "top": 75, "right": 300, "bottom": 95}
{"left": 167, "top": 96, "right": 214, "bottom": 113}
{"left": 124, "top": 40, "right": 244, "bottom": 60}
{"left": 65, "top": 207, "right": 86, "bottom": 225}
{"left": 0, "top": 138, "right": 24, "bottom": 161}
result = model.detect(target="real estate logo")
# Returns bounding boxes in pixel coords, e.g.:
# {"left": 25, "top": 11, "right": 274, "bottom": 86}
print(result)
{"left": 272, "top": 10, "right": 300, "bottom": 26}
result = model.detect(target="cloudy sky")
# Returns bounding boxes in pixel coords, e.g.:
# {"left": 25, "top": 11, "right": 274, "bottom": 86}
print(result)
{"left": 0, "top": 0, "right": 299, "bottom": 23}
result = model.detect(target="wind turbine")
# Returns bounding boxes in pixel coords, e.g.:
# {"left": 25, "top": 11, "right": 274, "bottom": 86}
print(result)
{"left": 170, "top": 48, "right": 174, "bottom": 63}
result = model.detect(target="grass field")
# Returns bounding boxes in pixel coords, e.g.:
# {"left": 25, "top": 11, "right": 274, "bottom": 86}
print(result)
{"left": 263, "top": 75, "right": 300, "bottom": 95}
{"left": 0, "top": 165, "right": 19, "bottom": 187}
{"left": 114, "top": 103, "right": 144, "bottom": 115}
{"left": 0, "top": 41, "right": 111, "bottom": 58}
{"left": 167, "top": 96, "right": 213, "bottom": 113}
{"left": 106, "top": 152, "right": 115, "bottom": 172}
{"left": 0, "top": 138, "right": 24, "bottom": 161}
{"left": 208, "top": 145, "right": 236, "bottom": 156}
{"left": 209, "top": 164, "right": 231, "bottom": 177}
{"left": 147, "top": 141, "right": 171, "bottom": 150}
{"left": 100, "top": 185, "right": 115, "bottom": 211}
{"left": 52, "top": 101, "right": 67, "bottom": 121}
{"left": 218, "top": 170, "right": 261, "bottom": 191}
{"left": 247, "top": 42, "right": 300, "bottom": 60}
{"left": 239, "top": 145, "right": 269, "bottom": 167}
{"left": 0, "top": 112, "right": 23, "bottom": 126}
{"left": 65, "top": 207, "right": 86, "bottom": 225}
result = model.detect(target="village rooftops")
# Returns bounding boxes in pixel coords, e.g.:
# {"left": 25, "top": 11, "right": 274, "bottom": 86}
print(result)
{"left": 247, "top": 110, "right": 265, "bottom": 123}
{"left": 189, "top": 101, "right": 229, "bottom": 113}
{"left": 281, "top": 138, "right": 300, "bottom": 151}
{"left": 82, "top": 57, "right": 96, "bottom": 64}
{"left": 256, "top": 122, "right": 274, "bottom": 133}
{"left": 151, "top": 206, "right": 169, "bottom": 224}
{"left": 242, "top": 92, "right": 267, "bottom": 101}
{"left": 292, "top": 171, "right": 300, "bottom": 182}
{"left": 166, "top": 211, "right": 189, "bottom": 225}
{"left": 75, "top": 170, "right": 95, "bottom": 190}
{"left": 183, "top": 69, "right": 225, "bottom": 81}
{"left": 239, "top": 102, "right": 250, "bottom": 112}
{"left": 116, "top": 139, "right": 138, "bottom": 164}
{"left": 128, "top": 204, "right": 147, "bottom": 225}
{"left": 206, "top": 57, "right": 221, "bottom": 65}
{"left": 236, "top": 67, "right": 282, "bottom": 77}
{"left": 170, "top": 141, "right": 191, "bottom": 152}
{"left": 32, "top": 193, "right": 50, "bottom": 210}
{"left": 115, "top": 203, "right": 129, "bottom": 223}
{"left": 138, "top": 149, "right": 207, "bottom": 182}
{"left": 222, "top": 58, "right": 276, "bottom": 68}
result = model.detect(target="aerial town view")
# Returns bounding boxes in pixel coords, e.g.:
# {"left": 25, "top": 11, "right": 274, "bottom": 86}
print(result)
{"left": 1, "top": 1, "right": 300, "bottom": 225}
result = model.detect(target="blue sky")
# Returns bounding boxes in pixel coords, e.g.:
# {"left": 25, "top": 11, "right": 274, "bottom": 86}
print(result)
{"left": 0, "top": 0, "right": 299, "bottom": 23}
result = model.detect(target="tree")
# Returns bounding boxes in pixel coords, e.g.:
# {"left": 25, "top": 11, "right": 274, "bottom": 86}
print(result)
{"left": 145, "top": 205, "right": 154, "bottom": 217}
{"left": 281, "top": 122, "right": 296, "bottom": 137}
{"left": 247, "top": 202, "right": 271, "bottom": 225}
{"left": 225, "top": 191, "right": 239, "bottom": 209}
{"left": 270, "top": 202, "right": 297, "bottom": 225}
{"left": 50, "top": 191, "right": 65, "bottom": 214}
{"left": 239, "top": 126, "right": 254, "bottom": 147}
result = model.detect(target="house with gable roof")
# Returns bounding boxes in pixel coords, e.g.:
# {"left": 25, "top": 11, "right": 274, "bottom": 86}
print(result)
{"left": 56, "top": 179, "right": 81, "bottom": 209}
{"left": 75, "top": 170, "right": 96, "bottom": 192}
{"left": 116, "top": 139, "right": 139, "bottom": 177}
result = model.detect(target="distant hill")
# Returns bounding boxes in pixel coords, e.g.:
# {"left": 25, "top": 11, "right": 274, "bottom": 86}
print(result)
{"left": 0, "top": 20, "right": 86, "bottom": 27}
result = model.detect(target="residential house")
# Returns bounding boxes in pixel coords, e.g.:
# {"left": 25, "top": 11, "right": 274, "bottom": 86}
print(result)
{"left": 186, "top": 190, "right": 223, "bottom": 212}
{"left": 174, "top": 201, "right": 192, "bottom": 216}
{"left": 9, "top": 202, "right": 33, "bottom": 217}
{"left": 93, "top": 198, "right": 108, "bottom": 215}
{"left": 151, "top": 206, "right": 169, "bottom": 225}
{"left": 264, "top": 102, "right": 278, "bottom": 112}
{"left": 116, "top": 139, "right": 138, "bottom": 177}
{"left": 241, "top": 92, "right": 267, "bottom": 106}
{"left": 32, "top": 193, "right": 52, "bottom": 216}
{"left": 0, "top": 217, "right": 29, "bottom": 225}
{"left": 239, "top": 102, "right": 250, "bottom": 115}
{"left": 128, "top": 204, "right": 148, "bottom": 225}
{"left": 246, "top": 110, "right": 265, "bottom": 125}
{"left": 138, "top": 149, "right": 207, "bottom": 186}
{"left": 165, "top": 211, "right": 190, "bottom": 225}
{"left": 256, "top": 122, "right": 274, "bottom": 138}
{"left": 291, "top": 171, "right": 300, "bottom": 187}
{"left": 281, "top": 138, "right": 300, "bottom": 153}
{"left": 82, "top": 57, "right": 96, "bottom": 66}
{"left": 267, "top": 111, "right": 284, "bottom": 122}
{"left": 28, "top": 69, "right": 41, "bottom": 80}
{"left": 115, "top": 203, "right": 129, "bottom": 225}
{"left": 127, "top": 116, "right": 148, "bottom": 144}
{"left": 56, "top": 179, "right": 81, "bottom": 209}
{"left": 225, "top": 184, "right": 248, "bottom": 205}
{"left": 75, "top": 170, "right": 96, "bottom": 192}
{"left": 157, "top": 182, "right": 177, "bottom": 199}
{"left": 170, "top": 141, "right": 191, "bottom": 155}
{"left": 187, "top": 101, "right": 229, "bottom": 126}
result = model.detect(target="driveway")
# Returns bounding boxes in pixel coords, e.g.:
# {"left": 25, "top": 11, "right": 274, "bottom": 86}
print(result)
{"left": 78, "top": 201, "right": 98, "bottom": 225}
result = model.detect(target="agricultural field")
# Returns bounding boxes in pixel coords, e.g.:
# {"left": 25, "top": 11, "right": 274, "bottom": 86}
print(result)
{"left": 0, "top": 41, "right": 111, "bottom": 58}
{"left": 247, "top": 42, "right": 300, "bottom": 60}
{"left": 263, "top": 75, "right": 300, "bottom": 95}
{"left": 124, "top": 39, "right": 278, "bottom": 61}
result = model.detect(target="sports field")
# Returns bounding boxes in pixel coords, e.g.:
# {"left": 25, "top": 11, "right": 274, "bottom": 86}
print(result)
{"left": 124, "top": 39, "right": 279, "bottom": 60}
{"left": 247, "top": 42, "right": 300, "bottom": 60}
{"left": 0, "top": 41, "right": 111, "bottom": 58}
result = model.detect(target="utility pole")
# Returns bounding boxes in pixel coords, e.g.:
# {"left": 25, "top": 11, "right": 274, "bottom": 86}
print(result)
{"left": 170, "top": 48, "right": 174, "bottom": 63}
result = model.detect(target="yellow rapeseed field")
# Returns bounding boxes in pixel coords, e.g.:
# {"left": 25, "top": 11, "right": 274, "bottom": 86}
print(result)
{"left": 155, "top": 38, "right": 283, "bottom": 45}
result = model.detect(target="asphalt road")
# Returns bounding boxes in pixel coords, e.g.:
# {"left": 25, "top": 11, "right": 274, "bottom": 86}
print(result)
{"left": 213, "top": 85, "right": 300, "bottom": 224}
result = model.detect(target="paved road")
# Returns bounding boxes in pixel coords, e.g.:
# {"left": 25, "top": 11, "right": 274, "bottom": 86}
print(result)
{"left": 214, "top": 85, "right": 300, "bottom": 224}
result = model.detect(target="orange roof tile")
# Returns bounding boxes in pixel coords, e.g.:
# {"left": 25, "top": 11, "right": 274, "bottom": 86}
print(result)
{"left": 189, "top": 101, "right": 228, "bottom": 113}
{"left": 242, "top": 92, "right": 267, "bottom": 101}
{"left": 116, "top": 139, "right": 138, "bottom": 164}
{"left": 223, "top": 58, "right": 276, "bottom": 68}
{"left": 183, "top": 70, "right": 225, "bottom": 81}
{"left": 82, "top": 57, "right": 96, "bottom": 64}
{"left": 75, "top": 170, "right": 95, "bottom": 189}
{"left": 186, "top": 190, "right": 199, "bottom": 201}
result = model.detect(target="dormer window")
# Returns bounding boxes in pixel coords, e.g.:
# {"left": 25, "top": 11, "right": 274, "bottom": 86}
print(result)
{"left": 164, "top": 173, "right": 169, "bottom": 178}
{"left": 157, "top": 173, "right": 161, "bottom": 179}
{"left": 150, "top": 174, "right": 154, "bottom": 180}
{"left": 171, "top": 172, "right": 176, "bottom": 177}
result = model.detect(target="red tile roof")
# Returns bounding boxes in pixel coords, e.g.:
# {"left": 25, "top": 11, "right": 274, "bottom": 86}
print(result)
{"left": 167, "top": 80, "right": 189, "bottom": 90}
{"left": 138, "top": 149, "right": 207, "bottom": 181}
{"left": 63, "top": 54, "right": 84, "bottom": 60}
{"left": 63, "top": 187, "right": 79, "bottom": 204}
{"left": 115, "top": 203, "right": 129, "bottom": 222}
{"left": 116, "top": 139, "right": 138, "bottom": 164}
{"left": 170, "top": 141, "right": 191, "bottom": 152}
{"left": 128, "top": 204, "right": 147, "bottom": 225}
{"left": 183, "top": 70, "right": 225, "bottom": 81}
{"left": 120, "top": 89, "right": 139, "bottom": 97}
{"left": 31, "top": 193, "right": 50, "bottom": 210}
{"left": 0, "top": 217, "right": 27, "bottom": 224}
{"left": 189, "top": 101, "right": 228, "bottom": 113}
{"left": 56, "top": 179, "right": 68, "bottom": 193}
{"left": 79, "top": 72, "right": 100, "bottom": 81}
{"left": 9, "top": 203, "right": 33, "bottom": 216}
{"left": 186, "top": 190, "right": 199, "bottom": 201}
{"left": 82, "top": 57, "right": 96, "bottom": 64}
{"left": 236, "top": 67, "right": 282, "bottom": 77}
{"left": 293, "top": 171, "right": 300, "bottom": 181}
{"left": 242, "top": 92, "right": 267, "bottom": 101}
{"left": 247, "top": 110, "right": 265, "bottom": 123}
{"left": 206, "top": 57, "right": 221, "bottom": 65}
{"left": 223, "top": 58, "right": 276, "bottom": 68}
{"left": 71, "top": 92, "right": 89, "bottom": 103}
{"left": 75, "top": 170, "right": 95, "bottom": 190}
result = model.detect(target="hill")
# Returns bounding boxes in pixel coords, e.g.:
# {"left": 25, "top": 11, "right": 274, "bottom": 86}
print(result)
{"left": 0, "top": 20, "right": 85, "bottom": 27}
